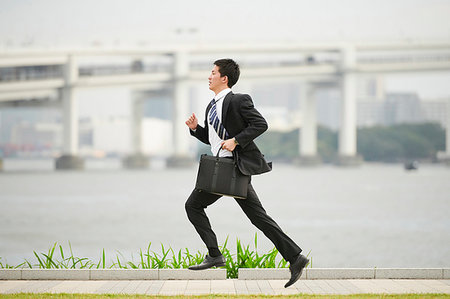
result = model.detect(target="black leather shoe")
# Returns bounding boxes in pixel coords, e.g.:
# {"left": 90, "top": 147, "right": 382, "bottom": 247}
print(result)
{"left": 284, "top": 254, "right": 309, "bottom": 288}
{"left": 188, "top": 254, "right": 226, "bottom": 270}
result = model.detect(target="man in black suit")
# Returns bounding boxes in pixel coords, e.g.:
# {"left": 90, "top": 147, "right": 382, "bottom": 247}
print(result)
{"left": 185, "top": 59, "right": 309, "bottom": 288}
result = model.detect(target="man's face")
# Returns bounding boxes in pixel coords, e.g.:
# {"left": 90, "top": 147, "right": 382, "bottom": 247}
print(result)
{"left": 208, "top": 65, "right": 227, "bottom": 92}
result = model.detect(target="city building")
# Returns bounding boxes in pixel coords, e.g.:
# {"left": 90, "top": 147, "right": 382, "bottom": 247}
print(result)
{"left": 421, "top": 99, "right": 449, "bottom": 128}
{"left": 384, "top": 93, "right": 423, "bottom": 125}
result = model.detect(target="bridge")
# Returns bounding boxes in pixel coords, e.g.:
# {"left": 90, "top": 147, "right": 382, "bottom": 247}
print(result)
{"left": 1, "top": 42, "right": 450, "bottom": 169}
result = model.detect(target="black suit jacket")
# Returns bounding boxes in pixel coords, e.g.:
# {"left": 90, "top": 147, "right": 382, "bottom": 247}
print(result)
{"left": 190, "top": 92, "right": 272, "bottom": 176}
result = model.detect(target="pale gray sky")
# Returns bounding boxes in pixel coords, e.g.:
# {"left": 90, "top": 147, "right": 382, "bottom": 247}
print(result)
{"left": 1, "top": 0, "right": 449, "bottom": 47}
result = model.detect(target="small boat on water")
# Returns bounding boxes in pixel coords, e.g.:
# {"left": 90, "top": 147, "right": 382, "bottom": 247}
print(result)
{"left": 404, "top": 160, "right": 419, "bottom": 170}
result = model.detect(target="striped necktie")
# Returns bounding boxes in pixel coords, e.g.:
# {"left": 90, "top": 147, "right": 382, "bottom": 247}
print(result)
{"left": 209, "top": 98, "right": 229, "bottom": 140}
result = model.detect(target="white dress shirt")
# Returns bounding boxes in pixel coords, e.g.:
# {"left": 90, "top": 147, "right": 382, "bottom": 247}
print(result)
{"left": 208, "top": 88, "right": 233, "bottom": 157}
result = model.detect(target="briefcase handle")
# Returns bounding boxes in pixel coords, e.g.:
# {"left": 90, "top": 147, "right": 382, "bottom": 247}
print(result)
{"left": 216, "top": 144, "right": 237, "bottom": 158}
{"left": 216, "top": 145, "right": 240, "bottom": 162}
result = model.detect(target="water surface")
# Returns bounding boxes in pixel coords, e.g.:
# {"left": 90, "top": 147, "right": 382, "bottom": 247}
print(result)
{"left": 1, "top": 160, "right": 449, "bottom": 268}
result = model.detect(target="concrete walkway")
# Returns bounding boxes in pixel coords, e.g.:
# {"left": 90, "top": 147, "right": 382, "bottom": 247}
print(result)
{"left": 0, "top": 279, "right": 449, "bottom": 295}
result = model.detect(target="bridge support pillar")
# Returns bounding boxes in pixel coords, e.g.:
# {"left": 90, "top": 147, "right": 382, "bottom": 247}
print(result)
{"left": 56, "top": 55, "right": 84, "bottom": 170}
{"left": 297, "top": 83, "right": 321, "bottom": 166}
{"left": 123, "top": 96, "right": 149, "bottom": 169}
{"left": 447, "top": 100, "right": 450, "bottom": 166}
{"left": 167, "top": 51, "right": 195, "bottom": 168}
{"left": 337, "top": 47, "right": 362, "bottom": 166}
{"left": 437, "top": 99, "right": 450, "bottom": 166}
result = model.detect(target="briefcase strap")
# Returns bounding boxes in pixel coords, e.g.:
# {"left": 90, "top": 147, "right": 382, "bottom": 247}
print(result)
{"left": 211, "top": 160, "right": 219, "bottom": 191}
{"left": 230, "top": 165, "right": 237, "bottom": 195}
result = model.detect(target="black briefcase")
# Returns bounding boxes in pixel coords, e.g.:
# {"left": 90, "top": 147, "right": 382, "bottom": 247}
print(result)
{"left": 195, "top": 152, "right": 250, "bottom": 199}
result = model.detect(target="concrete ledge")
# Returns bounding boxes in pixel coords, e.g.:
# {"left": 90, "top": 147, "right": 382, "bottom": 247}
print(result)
{"left": 295, "top": 155, "right": 322, "bottom": 167}
{"left": 166, "top": 156, "right": 195, "bottom": 168}
{"left": 0, "top": 269, "right": 21, "bottom": 280}
{"left": 238, "top": 268, "right": 450, "bottom": 280}
{"left": 375, "top": 268, "right": 443, "bottom": 279}
{"left": 90, "top": 269, "right": 158, "bottom": 280}
{"left": 238, "top": 268, "right": 373, "bottom": 280}
{"left": 22, "top": 269, "right": 90, "bottom": 280}
{"left": 238, "top": 268, "right": 292, "bottom": 280}
{"left": 122, "top": 154, "right": 150, "bottom": 169}
{"left": 55, "top": 155, "right": 84, "bottom": 170}
{"left": 335, "top": 155, "right": 364, "bottom": 167}
{"left": 0, "top": 269, "right": 225, "bottom": 280}
{"left": 159, "top": 269, "right": 226, "bottom": 280}
{"left": 444, "top": 268, "right": 450, "bottom": 279}
{"left": 307, "top": 268, "right": 374, "bottom": 279}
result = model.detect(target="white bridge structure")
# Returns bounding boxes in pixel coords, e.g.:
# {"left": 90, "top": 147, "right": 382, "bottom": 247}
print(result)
{"left": 1, "top": 43, "right": 450, "bottom": 169}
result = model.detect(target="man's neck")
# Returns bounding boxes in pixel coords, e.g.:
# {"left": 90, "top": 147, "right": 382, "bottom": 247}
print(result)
{"left": 213, "top": 86, "right": 229, "bottom": 96}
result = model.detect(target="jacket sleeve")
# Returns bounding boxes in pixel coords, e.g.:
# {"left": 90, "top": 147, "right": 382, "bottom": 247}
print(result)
{"left": 234, "top": 94, "right": 268, "bottom": 148}
{"left": 189, "top": 117, "right": 210, "bottom": 145}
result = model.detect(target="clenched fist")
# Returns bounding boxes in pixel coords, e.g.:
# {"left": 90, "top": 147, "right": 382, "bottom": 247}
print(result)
{"left": 221, "top": 138, "right": 237, "bottom": 152}
{"left": 185, "top": 113, "right": 198, "bottom": 130}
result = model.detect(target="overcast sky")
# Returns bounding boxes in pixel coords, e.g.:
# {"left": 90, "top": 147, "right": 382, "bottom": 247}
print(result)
{"left": 1, "top": 0, "right": 449, "bottom": 47}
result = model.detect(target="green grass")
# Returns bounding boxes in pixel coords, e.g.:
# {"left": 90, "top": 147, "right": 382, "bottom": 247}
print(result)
{"left": 0, "top": 294, "right": 449, "bottom": 298}
{"left": 0, "top": 234, "right": 312, "bottom": 279}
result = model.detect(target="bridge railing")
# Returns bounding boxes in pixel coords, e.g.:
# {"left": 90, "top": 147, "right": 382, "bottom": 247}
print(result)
{"left": 0, "top": 65, "right": 63, "bottom": 82}
{"left": 1, "top": 49, "right": 449, "bottom": 84}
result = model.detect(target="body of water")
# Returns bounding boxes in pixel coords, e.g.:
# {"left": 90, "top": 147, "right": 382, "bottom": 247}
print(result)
{"left": 0, "top": 159, "right": 449, "bottom": 268}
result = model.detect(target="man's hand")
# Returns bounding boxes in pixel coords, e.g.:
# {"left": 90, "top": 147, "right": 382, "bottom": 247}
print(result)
{"left": 185, "top": 113, "right": 198, "bottom": 130}
{"left": 221, "top": 138, "right": 237, "bottom": 152}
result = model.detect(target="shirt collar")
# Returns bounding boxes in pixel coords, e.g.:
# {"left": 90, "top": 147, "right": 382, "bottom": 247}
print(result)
{"left": 214, "top": 88, "right": 232, "bottom": 102}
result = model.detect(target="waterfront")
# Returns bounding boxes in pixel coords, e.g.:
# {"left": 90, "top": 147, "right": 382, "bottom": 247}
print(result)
{"left": 0, "top": 160, "right": 449, "bottom": 268}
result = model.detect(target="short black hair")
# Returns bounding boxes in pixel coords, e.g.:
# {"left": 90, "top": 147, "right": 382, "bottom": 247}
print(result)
{"left": 214, "top": 58, "right": 240, "bottom": 88}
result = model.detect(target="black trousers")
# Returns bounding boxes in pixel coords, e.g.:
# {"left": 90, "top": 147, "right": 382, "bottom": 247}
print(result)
{"left": 185, "top": 182, "right": 302, "bottom": 263}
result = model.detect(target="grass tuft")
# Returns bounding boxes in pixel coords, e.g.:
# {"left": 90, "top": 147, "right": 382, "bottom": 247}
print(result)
{"left": 0, "top": 233, "right": 312, "bottom": 278}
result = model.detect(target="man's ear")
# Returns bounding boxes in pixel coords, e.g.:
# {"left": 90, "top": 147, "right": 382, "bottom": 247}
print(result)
{"left": 222, "top": 75, "right": 228, "bottom": 84}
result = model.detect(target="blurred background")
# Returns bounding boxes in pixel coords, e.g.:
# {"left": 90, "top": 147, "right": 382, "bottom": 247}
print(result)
{"left": 0, "top": 0, "right": 449, "bottom": 268}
